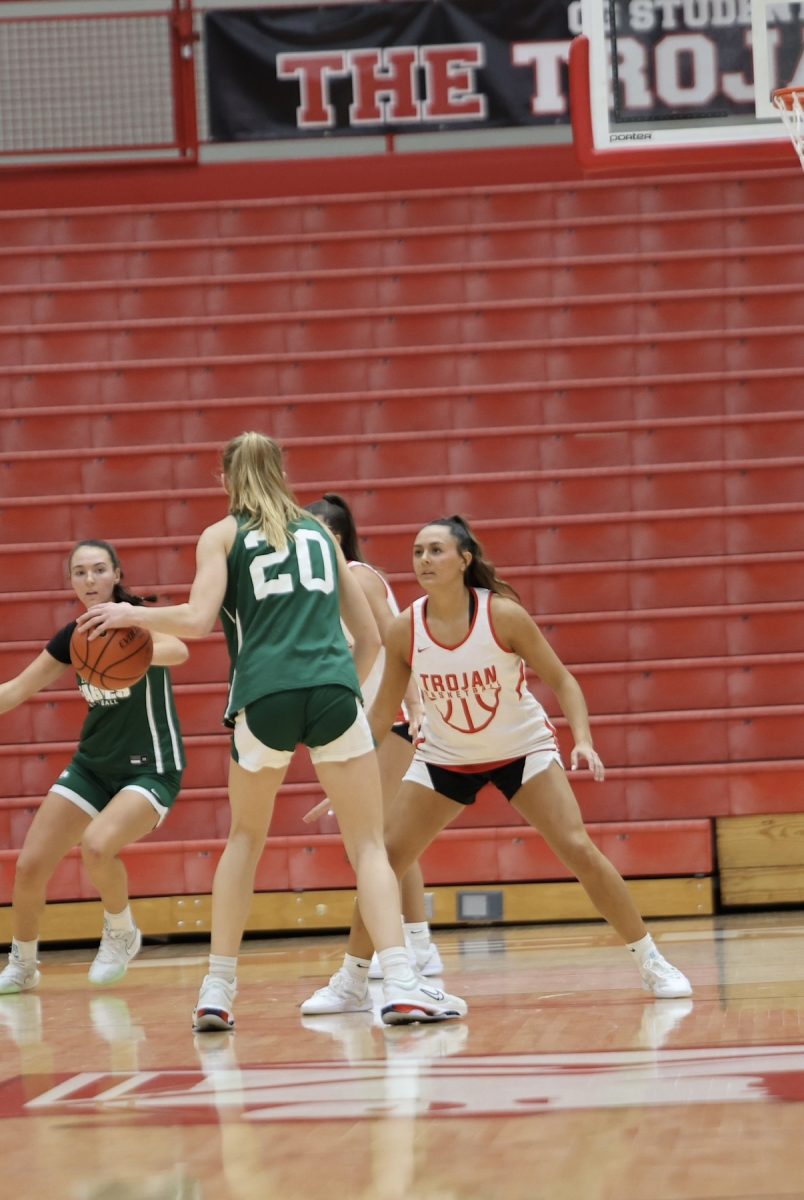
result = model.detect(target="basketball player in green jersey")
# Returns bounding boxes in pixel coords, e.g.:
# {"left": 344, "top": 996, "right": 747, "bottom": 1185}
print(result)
{"left": 80, "top": 432, "right": 467, "bottom": 1030}
{"left": 0, "top": 539, "right": 188, "bottom": 994}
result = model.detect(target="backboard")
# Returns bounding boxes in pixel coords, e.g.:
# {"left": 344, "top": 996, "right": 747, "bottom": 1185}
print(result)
{"left": 571, "top": 0, "right": 804, "bottom": 170}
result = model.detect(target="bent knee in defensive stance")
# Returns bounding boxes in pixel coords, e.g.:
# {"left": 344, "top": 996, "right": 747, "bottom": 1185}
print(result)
{"left": 80, "top": 830, "right": 118, "bottom": 864}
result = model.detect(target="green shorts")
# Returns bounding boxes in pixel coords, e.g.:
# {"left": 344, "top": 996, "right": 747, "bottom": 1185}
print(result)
{"left": 232, "top": 685, "right": 374, "bottom": 772}
{"left": 51, "top": 759, "right": 182, "bottom": 826}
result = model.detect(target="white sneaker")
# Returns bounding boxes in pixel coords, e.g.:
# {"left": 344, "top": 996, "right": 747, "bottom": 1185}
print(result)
{"left": 368, "top": 952, "right": 384, "bottom": 980}
{"left": 300, "top": 969, "right": 373, "bottom": 1015}
{"left": 414, "top": 942, "right": 445, "bottom": 977}
{"left": 638, "top": 949, "right": 692, "bottom": 999}
{"left": 193, "top": 974, "right": 237, "bottom": 1032}
{"left": 381, "top": 979, "right": 467, "bottom": 1025}
{"left": 88, "top": 925, "right": 142, "bottom": 986}
{"left": 368, "top": 942, "right": 445, "bottom": 979}
{"left": 0, "top": 955, "right": 40, "bottom": 994}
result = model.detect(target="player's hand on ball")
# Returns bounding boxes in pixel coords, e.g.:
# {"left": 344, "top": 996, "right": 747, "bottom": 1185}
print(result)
{"left": 78, "top": 601, "right": 138, "bottom": 639}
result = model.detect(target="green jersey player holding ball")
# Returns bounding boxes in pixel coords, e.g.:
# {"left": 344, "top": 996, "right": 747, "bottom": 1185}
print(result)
{"left": 81, "top": 432, "right": 467, "bottom": 1032}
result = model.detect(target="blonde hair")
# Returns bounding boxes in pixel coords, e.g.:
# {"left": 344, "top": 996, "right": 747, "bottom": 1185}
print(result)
{"left": 222, "top": 432, "right": 304, "bottom": 550}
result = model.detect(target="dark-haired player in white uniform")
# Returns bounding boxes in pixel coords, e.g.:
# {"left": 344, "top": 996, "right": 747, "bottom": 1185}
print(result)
{"left": 302, "top": 515, "right": 692, "bottom": 1014}
{"left": 81, "top": 433, "right": 467, "bottom": 1030}
{"left": 302, "top": 493, "right": 446, "bottom": 992}
{"left": 0, "top": 539, "right": 187, "bottom": 994}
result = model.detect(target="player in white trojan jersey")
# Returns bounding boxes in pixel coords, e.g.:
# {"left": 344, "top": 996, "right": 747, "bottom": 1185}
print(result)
{"left": 301, "top": 514, "right": 692, "bottom": 1014}
{"left": 411, "top": 585, "right": 559, "bottom": 768}
{"left": 303, "top": 493, "right": 444, "bottom": 985}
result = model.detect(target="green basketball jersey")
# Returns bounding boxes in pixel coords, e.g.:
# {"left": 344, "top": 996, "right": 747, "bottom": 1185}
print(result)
{"left": 46, "top": 622, "right": 185, "bottom": 778}
{"left": 221, "top": 515, "right": 361, "bottom": 722}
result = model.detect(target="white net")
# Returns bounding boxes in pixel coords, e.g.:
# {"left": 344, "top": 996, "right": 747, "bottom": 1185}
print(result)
{"left": 773, "top": 87, "right": 804, "bottom": 172}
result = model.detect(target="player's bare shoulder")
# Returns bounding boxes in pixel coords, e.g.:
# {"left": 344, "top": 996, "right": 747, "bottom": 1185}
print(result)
{"left": 488, "top": 592, "right": 538, "bottom": 650}
{"left": 200, "top": 514, "right": 239, "bottom": 556}
{"left": 349, "top": 560, "right": 386, "bottom": 596}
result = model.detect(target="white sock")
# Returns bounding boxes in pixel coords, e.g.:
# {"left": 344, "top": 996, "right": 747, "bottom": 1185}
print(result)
{"left": 404, "top": 922, "right": 431, "bottom": 953}
{"left": 104, "top": 905, "right": 135, "bottom": 933}
{"left": 626, "top": 933, "right": 655, "bottom": 965}
{"left": 11, "top": 937, "right": 38, "bottom": 964}
{"left": 342, "top": 953, "right": 371, "bottom": 987}
{"left": 208, "top": 954, "right": 238, "bottom": 983}
{"left": 378, "top": 946, "right": 417, "bottom": 987}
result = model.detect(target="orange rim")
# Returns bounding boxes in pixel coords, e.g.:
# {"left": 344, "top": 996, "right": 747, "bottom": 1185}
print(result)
{"left": 772, "top": 86, "right": 804, "bottom": 112}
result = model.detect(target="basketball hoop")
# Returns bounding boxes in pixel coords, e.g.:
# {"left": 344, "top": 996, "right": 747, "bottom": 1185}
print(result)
{"left": 772, "top": 86, "right": 804, "bottom": 172}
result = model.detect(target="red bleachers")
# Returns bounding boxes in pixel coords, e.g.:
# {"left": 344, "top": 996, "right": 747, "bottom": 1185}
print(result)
{"left": 2, "top": 373, "right": 803, "bottom": 452}
{"left": 3, "top": 246, "right": 804, "bottom": 334}
{"left": 0, "top": 161, "right": 802, "bottom": 922}
{"left": 3, "top": 455, "right": 804, "bottom": 513}
{"left": 2, "top": 283, "right": 802, "bottom": 370}
{"left": 2, "top": 326, "right": 802, "bottom": 408}
{"left": 2, "top": 200, "right": 802, "bottom": 287}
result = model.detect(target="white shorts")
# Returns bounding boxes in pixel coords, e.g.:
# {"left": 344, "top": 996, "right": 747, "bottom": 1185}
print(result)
{"left": 233, "top": 705, "right": 375, "bottom": 772}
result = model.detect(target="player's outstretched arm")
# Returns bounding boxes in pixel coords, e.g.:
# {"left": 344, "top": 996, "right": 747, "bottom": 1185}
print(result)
{"left": 0, "top": 651, "right": 68, "bottom": 716}
{"left": 79, "top": 520, "right": 232, "bottom": 641}
{"left": 491, "top": 596, "right": 605, "bottom": 782}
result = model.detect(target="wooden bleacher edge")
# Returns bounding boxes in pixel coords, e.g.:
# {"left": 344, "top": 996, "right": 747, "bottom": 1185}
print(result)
{"left": 0, "top": 876, "right": 714, "bottom": 945}
{"left": 717, "top": 812, "right": 804, "bottom": 907}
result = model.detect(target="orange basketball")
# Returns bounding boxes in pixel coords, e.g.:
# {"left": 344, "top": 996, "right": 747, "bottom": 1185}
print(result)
{"left": 70, "top": 624, "right": 154, "bottom": 691}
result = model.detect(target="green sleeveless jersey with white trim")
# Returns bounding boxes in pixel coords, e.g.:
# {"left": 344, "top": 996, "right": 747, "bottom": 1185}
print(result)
{"left": 221, "top": 515, "right": 360, "bottom": 723}
{"left": 46, "top": 622, "right": 185, "bottom": 778}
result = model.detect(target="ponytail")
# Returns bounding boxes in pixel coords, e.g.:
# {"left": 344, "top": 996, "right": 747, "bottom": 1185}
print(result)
{"left": 306, "top": 492, "right": 362, "bottom": 562}
{"left": 222, "top": 431, "right": 304, "bottom": 550}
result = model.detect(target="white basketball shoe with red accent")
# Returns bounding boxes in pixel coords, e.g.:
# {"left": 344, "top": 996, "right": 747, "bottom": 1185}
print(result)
{"left": 193, "top": 974, "right": 237, "bottom": 1031}
{"left": 381, "top": 979, "right": 467, "bottom": 1025}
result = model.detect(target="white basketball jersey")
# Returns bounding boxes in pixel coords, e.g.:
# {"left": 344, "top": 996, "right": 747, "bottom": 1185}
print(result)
{"left": 348, "top": 560, "right": 399, "bottom": 712}
{"left": 410, "top": 588, "right": 556, "bottom": 767}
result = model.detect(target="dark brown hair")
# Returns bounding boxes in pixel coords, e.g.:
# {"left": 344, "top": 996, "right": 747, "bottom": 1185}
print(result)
{"left": 306, "top": 493, "right": 362, "bottom": 562}
{"left": 426, "top": 515, "right": 520, "bottom": 602}
{"left": 69, "top": 540, "right": 155, "bottom": 605}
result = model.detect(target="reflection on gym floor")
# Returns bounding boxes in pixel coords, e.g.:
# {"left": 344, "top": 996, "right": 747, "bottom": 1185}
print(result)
{"left": 3, "top": 915, "right": 804, "bottom": 1200}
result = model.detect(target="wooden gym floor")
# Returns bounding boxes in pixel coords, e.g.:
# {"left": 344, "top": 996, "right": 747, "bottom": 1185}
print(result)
{"left": 2, "top": 912, "right": 804, "bottom": 1200}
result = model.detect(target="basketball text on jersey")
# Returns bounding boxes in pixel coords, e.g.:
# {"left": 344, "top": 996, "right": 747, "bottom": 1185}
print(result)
{"left": 77, "top": 680, "right": 131, "bottom": 707}
{"left": 418, "top": 668, "right": 501, "bottom": 734}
